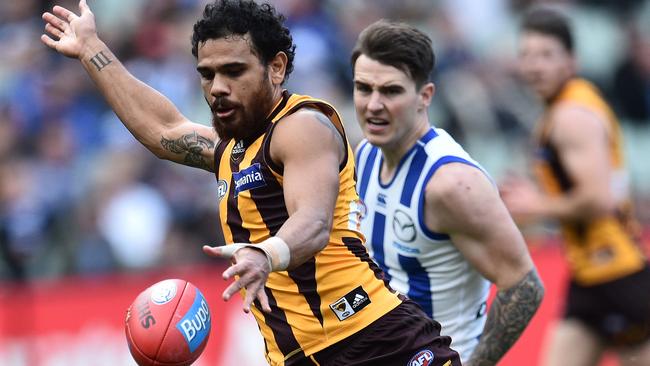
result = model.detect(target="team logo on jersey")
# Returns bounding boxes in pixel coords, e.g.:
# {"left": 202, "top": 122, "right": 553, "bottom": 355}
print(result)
{"left": 329, "top": 286, "right": 371, "bottom": 321}
{"left": 217, "top": 179, "right": 228, "bottom": 201}
{"left": 393, "top": 209, "right": 416, "bottom": 242}
{"left": 408, "top": 349, "right": 434, "bottom": 366}
{"left": 231, "top": 140, "right": 246, "bottom": 163}
{"left": 377, "top": 193, "right": 387, "bottom": 207}
{"left": 232, "top": 163, "right": 266, "bottom": 196}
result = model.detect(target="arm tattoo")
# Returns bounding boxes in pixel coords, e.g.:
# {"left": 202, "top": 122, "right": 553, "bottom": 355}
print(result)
{"left": 311, "top": 110, "right": 345, "bottom": 154}
{"left": 88, "top": 51, "right": 112, "bottom": 71}
{"left": 160, "top": 132, "right": 215, "bottom": 171}
{"left": 467, "top": 269, "right": 544, "bottom": 366}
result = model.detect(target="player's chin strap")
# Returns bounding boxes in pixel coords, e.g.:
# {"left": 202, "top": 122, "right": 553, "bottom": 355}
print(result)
{"left": 220, "top": 237, "right": 291, "bottom": 272}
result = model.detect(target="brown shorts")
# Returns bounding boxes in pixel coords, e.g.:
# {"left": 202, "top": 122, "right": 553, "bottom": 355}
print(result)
{"left": 289, "top": 299, "right": 461, "bottom": 366}
{"left": 565, "top": 264, "right": 650, "bottom": 346}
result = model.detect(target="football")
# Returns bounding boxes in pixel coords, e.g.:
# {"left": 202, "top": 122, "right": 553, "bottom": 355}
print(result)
{"left": 125, "top": 279, "right": 211, "bottom": 366}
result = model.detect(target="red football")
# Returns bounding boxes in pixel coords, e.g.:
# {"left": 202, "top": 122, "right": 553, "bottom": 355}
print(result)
{"left": 125, "top": 279, "right": 211, "bottom": 366}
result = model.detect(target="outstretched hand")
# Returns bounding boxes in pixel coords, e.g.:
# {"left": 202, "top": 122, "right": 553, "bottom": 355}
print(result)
{"left": 41, "top": 0, "right": 97, "bottom": 58}
{"left": 203, "top": 244, "right": 273, "bottom": 314}
{"left": 499, "top": 176, "right": 545, "bottom": 225}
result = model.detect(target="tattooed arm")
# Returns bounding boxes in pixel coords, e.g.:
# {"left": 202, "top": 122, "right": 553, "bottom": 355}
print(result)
{"left": 425, "top": 163, "right": 544, "bottom": 365}
{"left": 40, "top": 0, "right": 217, "bottom": 171}
{"left": 467, "top": 270, "right": 544, "bottom": 366}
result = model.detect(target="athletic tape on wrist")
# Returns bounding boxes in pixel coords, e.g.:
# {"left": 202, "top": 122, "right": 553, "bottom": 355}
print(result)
{"left": 223, "top": 237, "right": 290, "bottom": 272}
{"left": 255, "top": 237, "right": 291, "bottom": 271}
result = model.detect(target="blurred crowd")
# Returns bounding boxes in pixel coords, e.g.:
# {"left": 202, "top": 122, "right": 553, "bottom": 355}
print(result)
{"left": 1, "top": 0, "right": 649, "bottom": 280}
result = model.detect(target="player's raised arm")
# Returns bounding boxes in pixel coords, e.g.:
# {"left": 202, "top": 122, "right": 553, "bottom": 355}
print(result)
{"left": 425, "top": 163, "right": 545, "bottom": 366}
{"left": 41, "top": 0, "right": 217, "bottom": 171}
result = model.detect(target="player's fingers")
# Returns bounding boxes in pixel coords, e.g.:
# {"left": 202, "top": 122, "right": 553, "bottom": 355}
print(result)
{"left": 222, "top": 261, "right": 246, "bottom": 280}
{"left": 40, "top": 34, "right": 57, "bottom": 49}
{"left": 202, "top": 245, "right": 229, "bottom": 258}
{"left": 53, "top": 5, "right": 78, "bottom": 23}
{"left": 257, "top": 287, "right": 271, "bottom": 313}
{"left": 202, "top": 245, "right": 218, "bottom": 257}
{"left": 242, "top": 285, "right": 257, "bottom": 313}
{"left": 79, "top": 0, "right": 90, "bottom": 14}
{"left": 45, "top": 23, "right": 63, "bottom": 39}
{"left": 202, "top": 244, "right": 244, "bottom": 260}
{"left": 222, "top": 279, "right": 243, "bottom": 301}
{"left": 241, "top": 279, "right": 266, "bottom": 313}
{"left": 43, "top": 12, "right": 67, "bottom": 32}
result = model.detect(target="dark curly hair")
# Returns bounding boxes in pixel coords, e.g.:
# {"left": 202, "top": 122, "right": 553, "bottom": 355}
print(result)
{"left": 191, "top": 0, "right": 296, "bottom": 83}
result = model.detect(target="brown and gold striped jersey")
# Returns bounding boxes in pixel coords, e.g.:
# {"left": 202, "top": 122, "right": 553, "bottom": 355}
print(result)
{"left": 534, "top": 78, "right": 646, "bottom": 286}
{"left": 213, "top": 91, "right": 402, "bottom": 365}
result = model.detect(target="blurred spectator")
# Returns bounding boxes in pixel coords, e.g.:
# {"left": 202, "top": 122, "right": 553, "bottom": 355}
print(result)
{"left": 613, "top": 25, "right": 650, "bottom": 124}
{"left": 0, "top": 158, "right": 50, "bottom": 279}
{"left": 0, "top": 104, "right": 21, "bottom": 160}
{"left": 578, "top": 0, "right": 645, "bottom": 15}
{"left": 277, "top": 0, "right": 350, "bottom": 104}
{"left": 91, "top": 148, "right": 171, "bottom": 270}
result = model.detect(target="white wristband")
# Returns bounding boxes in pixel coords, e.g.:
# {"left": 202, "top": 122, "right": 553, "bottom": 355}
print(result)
{"left": 255, "top": 237, "right": 291, "bottom": 271}
{"left": 223, "top": 237, "right": 291, "bottom": 272}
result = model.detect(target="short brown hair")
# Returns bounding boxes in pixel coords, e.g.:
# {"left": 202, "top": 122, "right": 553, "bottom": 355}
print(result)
{"left": 351, "top": 20, "right": 435, "bottom": 88}
{"left": 521, "top": 6, "right": 574, "bottom": 53}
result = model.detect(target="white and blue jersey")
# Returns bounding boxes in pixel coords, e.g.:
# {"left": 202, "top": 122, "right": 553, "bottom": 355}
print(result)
{"left": 355, "top": 127, "right": 491, "bottom": 362}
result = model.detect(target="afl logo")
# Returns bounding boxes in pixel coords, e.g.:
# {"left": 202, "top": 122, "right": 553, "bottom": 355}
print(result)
{"left": 393, "top": 209, "right": 416, "bottom": 242}
{"left": 150, "top": 280, "right": 178, "bottom": 305}
{"left": 408, "top": 349, "right": 434, "bottom": 366}
{"left": 217, "top": 179, "right": 228, "bottom": 201}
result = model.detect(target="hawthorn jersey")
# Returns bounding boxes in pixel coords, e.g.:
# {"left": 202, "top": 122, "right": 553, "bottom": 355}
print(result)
{"left": 535, "top": 78, "right": 646, "bottom": 286}
{"left": 213, "top": 91, "right": 402, "bottom": 366}
{"left": 355, "top": 127, "right": 491, "bottom": 361}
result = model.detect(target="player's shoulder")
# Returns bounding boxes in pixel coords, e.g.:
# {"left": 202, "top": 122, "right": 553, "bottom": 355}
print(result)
{"left": 420, "top": 131, "right": 499, "bottom": 232}
{"left": 270, "top": 105, "right": 344, "bottom": 161}
{"left": 419, "top": 127, "right": 467, "bottom": 156}
{"left": 550, "top": 102, "right": 607, "bottom": 133}
{"left": 425, "top": 163, "right": 487, "bottom": 206}
{"left": 272, "top": 107, "right": 331, "bottom": 139}
{"left": 423, "top": 162, "right": 495, "bottom": 232}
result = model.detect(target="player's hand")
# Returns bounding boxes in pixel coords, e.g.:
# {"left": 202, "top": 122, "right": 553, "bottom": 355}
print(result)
{"left": 499, "top": 176, "right": 545, "bottom": 224}
{"left": 203, "top": 245, "right": 272, "bottom": 314}
{"left": 41, "top": 0, "right": 97, "bottom": 59}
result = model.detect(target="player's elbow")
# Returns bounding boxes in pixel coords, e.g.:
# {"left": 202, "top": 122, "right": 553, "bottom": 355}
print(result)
{"left": 145, "top": 146, "right": 178, "bottom": 164}
{"left": 147, "top": 145, "right": 167, "bottom": 160}
{"left": 309, "top": 216, "right": 333, "bottom": 251}
{"left": 131, "top": 134, "right": 167, "bottom": 160}
{"left": 566, "top": 185, "right": 617, "bottom": 221}
{"left": 500, "top": 267, "right": 545, "bottom": 310}
{"left": 581, "top": 193, "right": 617, "bottom": 219}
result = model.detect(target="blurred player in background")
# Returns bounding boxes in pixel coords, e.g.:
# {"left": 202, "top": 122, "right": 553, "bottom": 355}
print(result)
{"left": 352, "top": 20, "right": 544, "bottom": 366}
{"left": 41, "top": 0, "right": 462, "bottom": 365}
{"left": 501, "top": 6, "right": 650, "bottom": 366}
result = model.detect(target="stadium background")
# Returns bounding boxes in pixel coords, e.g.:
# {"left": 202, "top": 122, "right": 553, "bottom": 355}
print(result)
{"left": 1, "top": 0, "right": 649, "bottom": 365}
